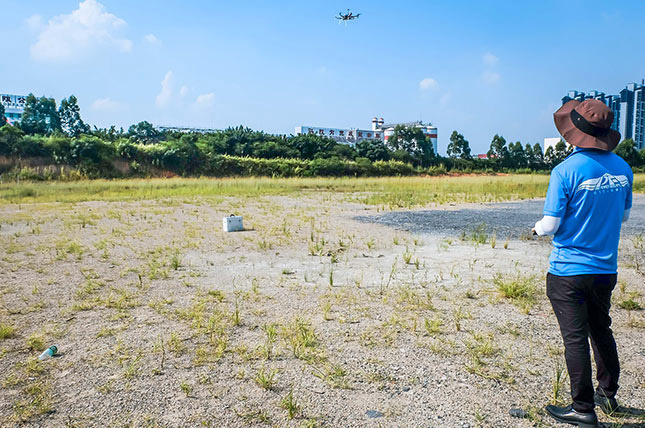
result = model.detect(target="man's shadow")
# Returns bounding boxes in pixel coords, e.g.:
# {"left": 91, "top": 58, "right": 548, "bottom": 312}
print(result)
{"left": 602, "top": 405, "right": 645, "bottom": 427}
{"left": 605, "top": 424, "right": 645, "bottom": 428}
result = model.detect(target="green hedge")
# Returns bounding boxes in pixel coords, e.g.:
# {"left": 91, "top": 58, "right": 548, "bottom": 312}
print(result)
{"left": 201, "top": 155, "right": 418, "bottom": 177}
{"left": 1, "top": 124, "right": 642, "bottom": 180}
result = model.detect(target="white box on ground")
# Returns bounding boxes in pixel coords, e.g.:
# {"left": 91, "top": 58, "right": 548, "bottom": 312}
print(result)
{"left": 223, "top": 215, "right": 243, "bottom": 232}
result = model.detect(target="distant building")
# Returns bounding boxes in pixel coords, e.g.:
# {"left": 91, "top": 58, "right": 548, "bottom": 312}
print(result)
{"left": 1, "top": 93, "right": 27, "bottom": 125}
{"left": 156, "top": 125, "right": 220, "bottom": 134}
{"left": 562, "top": 79, "right": 645, "bottom": 150}
{"left": 543, "top": 137, "right": 570, "bottom": 154}
{"left": 295, "top": 117, "right": 438, "bottom": 154}
{"left": 295, "top": 125, "right": 382, "bottom": 145}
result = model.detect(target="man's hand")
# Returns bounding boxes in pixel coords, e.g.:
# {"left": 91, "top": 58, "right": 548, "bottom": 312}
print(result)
{"left": 531, "top": 227, "right": 537, "bottom": 236}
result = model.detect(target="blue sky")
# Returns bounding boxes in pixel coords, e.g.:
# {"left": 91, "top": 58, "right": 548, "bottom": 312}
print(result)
{"left": 2, "top": 0, "right": 644, "bottom": 154}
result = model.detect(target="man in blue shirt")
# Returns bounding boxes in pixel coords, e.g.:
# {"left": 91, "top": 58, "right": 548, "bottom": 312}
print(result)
{"left": 533, "top": 99, "right": 632, "bottom": 428}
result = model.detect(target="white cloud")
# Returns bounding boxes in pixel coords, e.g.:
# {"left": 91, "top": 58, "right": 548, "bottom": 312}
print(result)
{"left": 180, "top": 85, "right": 189, "bottom": 97}
{"left": 196, "top": 93, "right": 215, "bottom": 107}
{"left": 143, "top": 33, "right": 161, "bottom": 45}
{"left": 30, "top": 0, "right": 132, "bottom": 62}
{"left": 25, "top": 14, "right": 43, "bottom": 31}
{"left": 419, "top": 77, "right": 438, "bottom": 91}
{"left": 156, "top": 71, "right": 174, "bottom": 108}
{"left": 483, "top": 52, "right": 499, "bottom": 66}
{"left": 482, "top": 71, "right": 501, "bottom": 84}
{"left": 91, "top": 97, "right": 122, "bottom": 111}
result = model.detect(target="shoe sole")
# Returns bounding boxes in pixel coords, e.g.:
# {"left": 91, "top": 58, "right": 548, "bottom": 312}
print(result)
{"left": 546, "top": 411, "right": 598, "bottom": 428}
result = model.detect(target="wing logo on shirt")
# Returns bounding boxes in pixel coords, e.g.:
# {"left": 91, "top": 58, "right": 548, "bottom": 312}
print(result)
{"left": 576, "top": 173, "right": 629, "bottom": 193}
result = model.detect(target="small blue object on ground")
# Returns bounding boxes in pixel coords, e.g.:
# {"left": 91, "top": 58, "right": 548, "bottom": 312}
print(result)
{"left": 38, "top": 345, "right": 58, "bottom": 361}
{"left": 365, "top": 410, "right": 384, "bottom": 418}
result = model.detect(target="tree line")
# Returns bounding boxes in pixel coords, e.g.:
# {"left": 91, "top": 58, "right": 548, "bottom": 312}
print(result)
{"left": 1, "top": 93, "right": 643, "bottom": 179}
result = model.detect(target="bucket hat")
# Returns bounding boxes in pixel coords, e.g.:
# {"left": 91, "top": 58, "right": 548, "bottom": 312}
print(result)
{"left": 553, "top": 99, "right": 621, "bottom": 151}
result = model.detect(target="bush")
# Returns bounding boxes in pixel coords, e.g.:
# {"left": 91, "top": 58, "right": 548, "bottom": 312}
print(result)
{"left": 68, "top": 136, "right": 116, "bottom": 177}
{"left": 372, "top": 160, "right": 417, "bottom": 176}
{"left": 115, "top": 139, "right": 141, "bottom": 160}
{"left": 308, "top": 157, "right": 354, "bottom": 177}
{"left": 47, "top": 135, "right": 73, "bottom": 164}
{"left": 13, "top": 135, "right": 51, "bottom": 158}
{"left": 0, "top": 125, "right": 24, "bottom": 155}
{"left": 205, "top": 155, "right": 308, "bottom": 177}
{"left": 158, "top": 136, "right": 204, "bottom": 174}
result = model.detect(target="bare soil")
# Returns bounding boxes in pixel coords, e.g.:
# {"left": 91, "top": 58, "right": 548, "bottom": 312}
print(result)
{"left": 1, "top": 193, "right": 643, "bottom": 428}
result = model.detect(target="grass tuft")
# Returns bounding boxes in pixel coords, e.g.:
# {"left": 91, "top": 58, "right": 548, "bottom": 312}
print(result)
{"left": 0, "top": 323, "right": 16, "bottom": 339}
{"left": 493, "top": 273, "right": 539, "bottom": 312}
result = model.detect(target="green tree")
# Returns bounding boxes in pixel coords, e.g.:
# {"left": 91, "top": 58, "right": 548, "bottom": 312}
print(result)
{"left": 523, "top": 143, "right": 535, "bottom": 167}
{"left": 544, "top": 146, "right": 555, "bottom": 167}
{"left": 205, "top": 125, "right": 274, "bottom": 157}
{"left": 251, "top": 140, "right": 298, "bottom": 159}
{"left": 286, "top": 133, "right": 336, "bottom": 160}
{"left": 19, "top": 94, "right": 61, "bottom": 135}
{"left": 128, "top": 121, "right": 160, "bottom": 144}
{"left": 614, "top": 139, "right": 642, "bottom": 167}
{"left": 92, "top": 125, "right": 125, "bottom": 142}
{"left": 508, "top": 141, "right": 527, "bottom": 168}
{"left": 487, "top": 134, "right": 509, "bottom": 164}
{"left": 59, "top": 95, "right": 90, "bottom": 137}
{"left": 387, "top": 125, "right": 435, "bottom": 166}
{"left": 328, "top": 143, "right": 358, "bottom": 160}
{"left": 446, "top": 131, "right": 472, "bottom": 159}
{"left": 545, "top": 140, "right": 571, "bottom": 167}
{"left": 355, "top": 139, "right": 390, "bottom": 162}
{"left": 0, "top": 102, "right": 6, "bottom": 125}
{"left": 532, "top": 143, "right": 545, "bottom": 169}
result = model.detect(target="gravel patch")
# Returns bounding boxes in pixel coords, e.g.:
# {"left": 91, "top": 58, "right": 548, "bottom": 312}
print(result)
{"left": 354, "top": 195, "right": 645, "bottom": 239}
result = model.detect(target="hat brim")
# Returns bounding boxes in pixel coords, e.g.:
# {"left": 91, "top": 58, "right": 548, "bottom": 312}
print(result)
{"left": 554, "top": 100, "right": 621, "bottom": 151}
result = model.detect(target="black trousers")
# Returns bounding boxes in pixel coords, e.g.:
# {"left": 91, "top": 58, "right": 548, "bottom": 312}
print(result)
{"left": 546, "top": 273, "right": 620, "bottom": 413}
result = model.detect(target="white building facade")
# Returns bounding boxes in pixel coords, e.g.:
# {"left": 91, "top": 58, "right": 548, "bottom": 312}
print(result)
{"left": 295, "top": 117, "right": 438, "bottom": 154}
{"left": 294, "top": 125, "right": 382, "bottom": 144}
{"left": 543, "top": 137, "right": 571, "bottom": 154}
{"left": 1, "top": 94, "right": 27, "bottom": 125}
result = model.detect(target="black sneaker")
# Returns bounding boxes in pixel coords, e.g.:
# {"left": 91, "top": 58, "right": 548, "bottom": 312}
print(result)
{"left": 545, "top": 404, "right": 598, "bottom": 428}
{"left": 594, "top": 392, "right": 619, "bottom": 415}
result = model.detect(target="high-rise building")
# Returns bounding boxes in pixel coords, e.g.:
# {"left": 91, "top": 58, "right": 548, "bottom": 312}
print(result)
{"left": 562, "top": 80, "right": 645, "bottom": 150}
{"left": 1, "top": 94, "right": 27, "bottom": 125}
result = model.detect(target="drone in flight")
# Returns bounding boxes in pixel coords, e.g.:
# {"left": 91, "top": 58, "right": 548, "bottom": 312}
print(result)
{"left": 335, "top": 9, "right": 361, "bottom": 22}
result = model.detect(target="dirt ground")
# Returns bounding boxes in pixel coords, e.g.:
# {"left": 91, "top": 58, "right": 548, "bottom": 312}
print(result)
{"left": 1, "top": 192, "right": 644, "bottom": 428}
